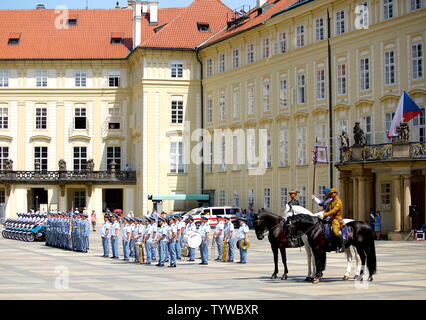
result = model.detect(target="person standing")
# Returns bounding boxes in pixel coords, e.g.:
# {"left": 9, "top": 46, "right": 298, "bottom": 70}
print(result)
{"left": 91, "top": 210, "right": 97, "bottom": 232}
{"left": 156, "top": 218, "right": 167, "bottom": 267}
{"left": 133, "top": 219, "right": 144, "bottom": 263}
{"left": 246, "top": 208, "right": 254, "bottom": 229}
{"left": 185, "top": 216, "right": 197, "bottom": 261}
{"left": 214, "top": 216, "right": 225, "bottom": 260}
{"left": 175, "top": 215, "right": 185, "bottom": 260}
{"left": 374, "top": 211, "right": 382, "bottom": 240}
{"left": 100, "top": 215, "right": 111, "bottom": 257}
{"left": 369, "top": 209, "right": 376, "bottom": 231}
{"left": 129, "top": 218, "right": 136, "bottom": 257}
{"left": 110, "top": 215, "right": 120, "bottom": 259}
{"left": 237, "top": 217, "right": 249, "bottom": 264}
{"left": 122, "top": 218, "right": 131, "bottom": 261}
{"left": 144, "top": 217, "right": 154, "bottom": 264}
{"left": 198, "top": 216, "right": 210, "bottom": 265}
{"left": 167, "top": 216, "right": 177, "bottom": 267}
{"left": 223, "top": 216, "right": 235, "bottom": 262}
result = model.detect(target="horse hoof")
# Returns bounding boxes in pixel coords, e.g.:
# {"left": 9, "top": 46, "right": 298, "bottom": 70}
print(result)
{"left": 368, "top": 276, "right": 373, "bottom": 282}
{"left": 305, "top": 277, "right": 313, "bottom": 282}
{"left": 342, "top": 275, "right": 350, "bottom": 281}
{"left": 312, "top": 278, "right": 320, "bottom": 284}
{"left": 281, "top": 275, "right": 288, "bottom": 280}
{"left": 270, "top": 274, "right": 277, "bottom": 280}
{"left": 354, "top": 275, "right": 359, "bottom": 280}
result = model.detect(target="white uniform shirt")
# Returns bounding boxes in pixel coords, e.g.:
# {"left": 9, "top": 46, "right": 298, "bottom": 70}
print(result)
{"left": 122, "top": 224, "right": 130, "bottom": 241}
{"left": 158, "top": 224, "right": 168, "bottom": 242}
{"left": 110, "top": 221, "right": 120, "bottom": 238}
{"left": 238, "top": 223, "right": 249, "bottom": 240}
{"left": 167, "top": 224, "right": 177, "bottom": 241}
{"left": 100, "top": 221, "right": 111, "bottom": 238}
{"left": 185, "top": 222, "right": 196, "bottom": 236}
{"left": 136, "top": 224, "right": 145, "bottom": 243}
{"left": 150, "top": 223, "right": 158, "bottom": 241}
{"left": 199, "top": 223, "right": 211, "bottom": 240}
{"left": 215, "top": 221, "right": 225, "bottom": 239}
{"left": 224, "top": 221, "right": 235, "bottom": 239}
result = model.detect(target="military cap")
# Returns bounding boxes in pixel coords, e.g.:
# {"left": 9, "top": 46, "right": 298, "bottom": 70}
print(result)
{"left": 201, "top": 216, "right": 209, "bottom": 220}
{"left": 289, "top": 190, "right": 300, "bottom": 194}
{"left": 186, "top": 215, "right": 194, "bottom": 220}
{"left": 158, "top": 217, "right": 165, "bottom": 222}
{"left": 324, "top": 188, "right": 331, "bottom": 195}
{"left": 239, "top": 217, "right": 247, "bottom": 221}
{"left": 329, "top": 188, "right": 339, "bottom": 194}
{"left": 224, "top": 216, "right": 231, "bottom": 221}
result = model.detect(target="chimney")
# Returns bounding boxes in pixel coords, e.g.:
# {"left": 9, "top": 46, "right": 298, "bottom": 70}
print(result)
{"left": 36, "top": 4, "right": 46, "bottom": 9}
{"left": 115, "top": 1, "right": 121, "bottom": 9}
{"left": 149, "top": 1, "right": 158, "bottom": 25}
{"left": 256, "top": 0, "right": 268, "bottom": 7}
{"left": 133, "top": 0, "right": 142, "bottom": 49}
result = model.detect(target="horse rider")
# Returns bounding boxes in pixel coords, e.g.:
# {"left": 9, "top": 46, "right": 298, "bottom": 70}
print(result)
{"left": 237, "top": 217, "right": 250, "bottom": 264}
{"left": 288, "top": 190, "right": 300, "bottom": 206}
{"left": 322, "top": 188, "right": 345, "bottom": 253}
{"left": 223, "top": 216, "right": 235, "bottom": 262}
{"left": 312, "top": 188, "right": 332, "bottom": 211}
{"left": 214, "top": 216, "right": 225, "bottom": 260}
{"left": 199, "top": 216, "right": 210, "bottom": 265}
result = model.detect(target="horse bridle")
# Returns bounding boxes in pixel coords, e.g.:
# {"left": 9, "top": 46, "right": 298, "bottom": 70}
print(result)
{"left": 257, "top": 218, "right": 283, "bottom": 237}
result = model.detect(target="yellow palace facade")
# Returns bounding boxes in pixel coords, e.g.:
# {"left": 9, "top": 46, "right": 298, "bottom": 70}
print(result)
{"left": 0, "top": 0, "right": 425, "bottom": 237}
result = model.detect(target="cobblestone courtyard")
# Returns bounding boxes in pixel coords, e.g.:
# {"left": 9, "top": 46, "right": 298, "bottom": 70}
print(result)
{"left": 1, "top": 230, "right": 425, "bottom": 300}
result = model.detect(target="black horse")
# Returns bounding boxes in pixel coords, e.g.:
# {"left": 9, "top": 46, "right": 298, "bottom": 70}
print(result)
{"left": 253, "top": 211, "right": 302, "bottom": 280}
{"left": 284, "top": 214, "right": 377, "bottom": 283}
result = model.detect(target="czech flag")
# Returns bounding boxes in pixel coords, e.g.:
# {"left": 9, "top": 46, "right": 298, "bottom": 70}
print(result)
{"left": 388, "top": 91, "right": 422, "bottom": 138}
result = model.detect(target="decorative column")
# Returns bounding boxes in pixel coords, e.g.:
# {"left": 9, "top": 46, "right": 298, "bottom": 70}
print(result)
{"left": 393, "top": 175, "right": 402, "bottom": 232}
{"left": 358, "top": 177, "right": 366, "bottom": 222}
{"left": 352, "top": 177, "right": 359, "bottom": 221}
{"left": 339, "top": 172, "right": 350, "bottom": 217}
{"left": 403, "top": 175, "right": 411, "bottom": 231}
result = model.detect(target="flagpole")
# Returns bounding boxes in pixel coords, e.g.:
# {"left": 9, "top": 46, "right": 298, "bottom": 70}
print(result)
{"left": 311, "top": 143, "right": 318, "bottom": 212}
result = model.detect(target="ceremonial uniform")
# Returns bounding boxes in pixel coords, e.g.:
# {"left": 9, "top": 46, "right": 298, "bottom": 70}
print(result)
{"left": 157, "top": 219, "right": 168, "bottom": 266}
{"left": 100, "top": 218, "right": 111, "bottom": 257}
{"left": 214, "top": 219, "right": 225, "bottom": 260}
{"left": 167, "top": 219, "right": 177, "bottom": 267}
{"left": 122, "top": 220, "right": 131, "bottom": 261}
{"left": 150, "top": 219, "right": 158, "bottom": 261}
{"left": 287, "top": 198, "right": 300, "bottom": 206}
{"left": 110, "top": 218, "right": 120, "bottom": 258}
{"left": 199, "top": 219, "right": 210, "bottom": 264}
{"left": 237, "top": 221, "right": 249, "bottom": 263}
{"left": 323, "top": 189, "right": 344, "bottom": 252}
{"left": 224, "top": 219, "right": 235, "bottom": 262}
{"left": 144, "top": 219, "right": 154, "bottom": 263}
{"left": 185, "top": 219, "right": 197, "bottom": 261}
{"left": 133, "top": 220, "right": 144, "bottom": 263}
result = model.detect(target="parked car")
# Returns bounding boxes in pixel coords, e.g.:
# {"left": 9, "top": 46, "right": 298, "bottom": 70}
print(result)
{"left": 183, "top": 206, "right": 241, "bottom": 228}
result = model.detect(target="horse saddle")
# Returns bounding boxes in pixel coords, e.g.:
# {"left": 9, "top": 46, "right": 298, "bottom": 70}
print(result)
{"left": 323, "top": 223, "right": 348, "bottom": 241}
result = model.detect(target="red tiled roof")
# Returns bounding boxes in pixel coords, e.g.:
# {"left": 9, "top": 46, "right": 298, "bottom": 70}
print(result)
{"left": 200, "top": 0, "right": 300, "bottom": 48}
{"left": 141, "top": 0, "right": 233, "bottom": 49}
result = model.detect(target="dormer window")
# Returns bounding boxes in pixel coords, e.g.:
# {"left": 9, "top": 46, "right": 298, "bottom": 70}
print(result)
{"left": 67, "top": 19, "right": 78, "bottom": 26}
{"left": 111, "top": 32, "right": 124, "bottom": 44}
{"left": 8, "top": 33, "right": 21, "bottom": 45}
{"left": 197, "top": 23, "right": 210, "bottom": 32}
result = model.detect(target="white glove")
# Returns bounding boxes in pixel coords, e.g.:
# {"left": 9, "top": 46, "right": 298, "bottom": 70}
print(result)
{"left": 311, "top": 195, "right": 321, "bottom": 205}
{"left": 315, "top": 212, "right": 324, "bottom": 218}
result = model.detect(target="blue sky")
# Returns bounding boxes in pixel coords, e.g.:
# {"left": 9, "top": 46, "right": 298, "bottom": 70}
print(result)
{"left": 0, "top": 0, "right": 257, "bottom": 10}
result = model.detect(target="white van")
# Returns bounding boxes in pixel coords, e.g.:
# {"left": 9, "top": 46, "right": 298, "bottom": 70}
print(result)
{"left": 183, "top": 206, "right": 241, "bottom": 228}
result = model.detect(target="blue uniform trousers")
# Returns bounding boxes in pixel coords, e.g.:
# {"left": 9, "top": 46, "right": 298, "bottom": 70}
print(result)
{"left": 200, "top": 240, "right": 208, "bottom": 264}
{"left": 129, "top": 239, "right": 135, "bottom": 257}
{"left": 168, "top": 240, "right": 176, "bottom": 266}
{"left": 159, "top": 241, "right": 167, "bottom": 265}
{"left": 175, "top": 236, "right": 182, "bottom": 259}
{"left": 102, "top": 237, "right": 110, "bottom": 257}
{"left": 111, "top": 236, "right": 119, "bottom": 258}
{"left": 188, "top": 247, "right": 195, "bottom": 261}
{"left": 134, "top": 241, "right": 141, "bottom": 263}
{"left": 145, "top": 241, "right": 152, "bottom": 263}
{"left": 228, "top": 238, "right": 235, "bottom": 261}
{"left": 215, "top": 237, "right": 223, "bottom": 259}
{"left": 122, "top": 240, "right": 130, "bottom": 260}
{"left": 239, "top": 246, "right": 248, "bottom": 263}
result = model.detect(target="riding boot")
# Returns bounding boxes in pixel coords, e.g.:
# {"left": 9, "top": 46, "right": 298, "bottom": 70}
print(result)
{"left": 335, "top": 234, "right": 344, "bottom": 253}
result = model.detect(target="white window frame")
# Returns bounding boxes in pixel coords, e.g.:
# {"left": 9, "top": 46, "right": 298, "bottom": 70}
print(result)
{"left": 298, "top": 186, "right": 307, "bottom": 207}
{"left": 280, "top": 187, "right": 288, "bottom": 209}
{"left": 316, "top": 69, "right": 325, "bottom": 100}
{"left": 220, "top": 190, "right": 226, "bottom": 206}
{"left": 247, "top": 43, "right": 255, "bottom": 64}
{"left": 106, "top": 146, "right": 121, "bottom": 171}
{"left": 170, "top": 142, "right": 185, "bottom": 174}
{"left": 0, "top": 146, "right": 9, "bottom": 170}
{"left": 384, "top": 50, "right": 396, "bottom": 85}
{"left": 357, "top": 2, "right": 369, "bottom": 29}
{"left": 413, "top": 107, "right": 426, "bottom": 142}
{"left": 279, "top": 32, "right": 287, "bottom": 53}
{"left": 362, "top": 115, "right": 374, "bottom": 145}
{"left": 263, "top": 80, "right": 271, "bottom": 112}
{"left": 171, "top": 99, "right": 184, "bottom": 124}
{"left": 360, "top": 57, "right": 370, "bottom": 91}
{"left": 279, "top": 128, "right": 289, "bottom": 167}
{"left": 108, "top": 71, "right": 121, "bottom": 88}
{"left": 248, "top": 189, "right": 255, "bottom": 207}
{"left": 263, "top": 187, "right": 271, "bottom": 209}
{"left": 381, "top": 183, "right": 391, "bottom": 210}
{"left": 232, "top": 89, "right": 240, "bottom": 119}
{"left": 232, "top": 192, "right": 240, "bottom": 207}
{"left": 336, "top": 10, "right": 345, "bottom": 35}
{"left": 232, "top": 48, "right": 240, "bottom": 69}
{"left": 247, "top": 85, "right": 255, "bottom": 115}
{"left": 75, "top": 70, "right": 87, "bottom": 87}
{"left": 171, "top": 61, "right": 184, "bottom": 78}
{"left": 279, "top": 78, "right": 288, "bottom": 109}
{"left": 383, "top": 0, "right": 394, "bottom": 20}
{"left": 337, "top": 63, "right": 347, "bottom": 95}
{"left": 262, "top": 38, "right": 270, "bottom": 59}
{"left": 35, "top": 107, "right": 47, "bottom": 130}
{"left": 219, "top": 53, "right": 226, "bottom": 73}
{"left": 207, "top": 98, "right": 213, "bottom": 123}
{"left": 297, "top": 74, "right": 306, "bottom": 104}
{"left": 410, "top": 0, "right": 423, "bottom": 12}
{"left": 36, "top": 70, "right": 48, "bottom": 87}
{"left": 0, "top": 70, "right": 9, "bottom": 87}
{"left": 219, "top": 94, "right": 226, "bottom": 121}
{"left": 296, "top": 126, "right": 307, "bottom": 165}
{"left": 412, "top": 43, "right": 423, "bottom": 80}
{"left": 315, "top": 18, "right": 325, "bottom": 42}
{"left": 73, "top": 146, "right": 87, "bottom": 171}
{"left": 0, "top": 107, "right": 8, "bottom": 129}
{"left": 34, "top": 146, "right": 48, "bottom": 171}
{"left": 74, "top": 107, "right": 87, "bottom": 130}
{"left": 296, "top": 25, "right": 305, "bottom": 48}
{"left": 206, "top": 58, "right": 213, "bottom": 77}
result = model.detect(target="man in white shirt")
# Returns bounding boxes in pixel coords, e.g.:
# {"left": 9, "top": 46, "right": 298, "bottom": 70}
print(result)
{"left": 198, "top": 216, "right": 210, "bottom": 265}
{"left": 122, "top": 218, "right": 131, "bottom": 261}
{"left": 237, "top": 217, "right": 249, "bottom": 264}
{"left": 223, "top": 216, "right": 235, "bottom": 262}
{"left": 110, "top": 215, "right": 120, "bottom": 259}
{"left": 185, "top": 216, "right": 197, "bottom": 261}
{"left": 214, "top": 216, "right": 225, "bottom": 261}
{"left": 100, "top": 215, "right": 111, "bottom": 257}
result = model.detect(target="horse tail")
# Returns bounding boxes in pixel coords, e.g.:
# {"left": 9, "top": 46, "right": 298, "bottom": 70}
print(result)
{"left": 366, "top": 229, "right": 377, "bottom": 275}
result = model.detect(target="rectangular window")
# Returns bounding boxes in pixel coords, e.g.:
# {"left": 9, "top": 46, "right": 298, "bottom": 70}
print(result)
{"left": 336, "top": 10, "right": 345, "bottom": 35}
{"left": 248, "top": 86, "right": 255, "bottom": 115}
{"left": 263, "top": 188, "right": 271, "bottom": 209}
{"left": 297, "top": 126, "right": 307, "bottom": 165}
{"left": 108, "top": 105, "right": 121, "bottom": 118}
{"left": 232, "top": 193, "right": 240, "bottom": 207}
{"left": 36, "top": 70, "right": 48, "bottom": 87}
{"left": 35, "top": 107, "right": 47, "bottom": 129}
{"left": 383, "top": 0, "right": 394, "bottom": 19}
{"left": 233, "top": 136, "right": 238, "bottom": 171}
{"left": 298, "top": 186, "right": 307, "bottom": 207}
{"left": 232, "top": 49, "right": 240, "bottom": 69}
{"left": 337, "top": 64, "right": 347, "bottom": 95}
{"left": 279, "top": 79, "right": 288, "bottom": 109}
{"left": 385, "top": 112, "right": 395, "bottom": 142}
{"left": 75, "top": 71, "right": 87, "bottom": 87}
{"left": 0, "top": 107, "right": 8, "bottom": 129}
{"left": 316, "top": 18, "right": 324, "bottom": 41}
{"left": 171, "top": 100, "right": 184, "bottom": 124}
{"left": 73, "top": 146, "right": 87, "bottom": 171}
{"left": 219, "top": 54, "right": 226, "bottom": 73}
{"left": 0, "top": 146, "right": 9, "bottom": 170}
{"left": 220, "top": 190, "right": 226, "bottom": 206}
{"left": 265, "top": 130, "right": 272, "bottom": 168}
{"left": 34, "top": 146, "right": 48, "bottom": 171}
{"left": 318, "top": 185, "right": 326, "bottom": 198}
{"left": 247, "top": 131, "right": 256, "bottom": 169}
{"left": 207, "top": 98, "right": 213, "bottom": 123}
{"left": 171, "top": 62, "right": 184, "bottom": 78}
{"left": 410, "top": 0, "right": 423, "bottom": 11}
{"left": 363, "top": 115, "right": 373, "bottom": 145}
{"left": 220, "top": 95, "right": 226, "bottom": 120}
{"left": 247, "top": 43, "right": 255, "bottom": 64}
{"left": 0, "top": 70, "right": 9, "bottom": 87}
{"left": 206, "top": 58, "right": 213, "bottom": 77}
{"left": 74, "top": 107, "right": 86, "bottom": 129}
{"left": 220, "top": 136, "right": 226, "bottom": 172}
{"left": 413, "top": 107, "right": 426, "bottom": 142}
{"left": 107, "top": 146, "right": 121, "bottom": 171}
{"left": 297, "top": 74, "right": 306, "bottom": 104}
{"left": 279, "top": 32, "right": 287, "bottom": 53}
{"left": 262, "top": 38, "right": 270, "bottom": 59}
{"left": 317, "top": 69, "right": 325, "bottom": 99}
{"left": 384, "top": 50, "right": 395, "bottom": 85}
{"left": 280, "top": 187, "right": 288, "bottom": 209}
{"left": 170, "top": 142, "right": 185, "bottom": 173}
{"left": 316, "top": 122, "right": 328, "bottom": 146}
{"left": 381, "top": 183, "right": 391, "bottom": 209}
{"left": 263, "top": 81, "right": 271, "bottom": 112}
{"left": 360, "top": 57, "right": 370, "bottom": 90}
{"left": 232, "top": 90, "right": 240, "bottom": 119}
{"left": 412, "top": 43, "right": 423, "bottom": 80}
{"left": 248, "top": 189, "right": 255, "bottom": 207}
{"left": 296, "top": 25, "right": 305, "bottom": 48}
{"left": 206, "top": 140, "right": 213, "bottom": 173}
{"left": 74, "top": 191, "right": 86, "bottom": 209}
{"left": 279, "top": 128, "right": 289, "bottom": 167}
{"left": 108, "top": 71, "right": 120, "bottom": 87}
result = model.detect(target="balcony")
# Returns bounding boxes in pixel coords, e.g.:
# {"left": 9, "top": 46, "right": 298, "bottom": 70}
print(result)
{"left": 0, "top": 170, "right": 137, "bottom": 185}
